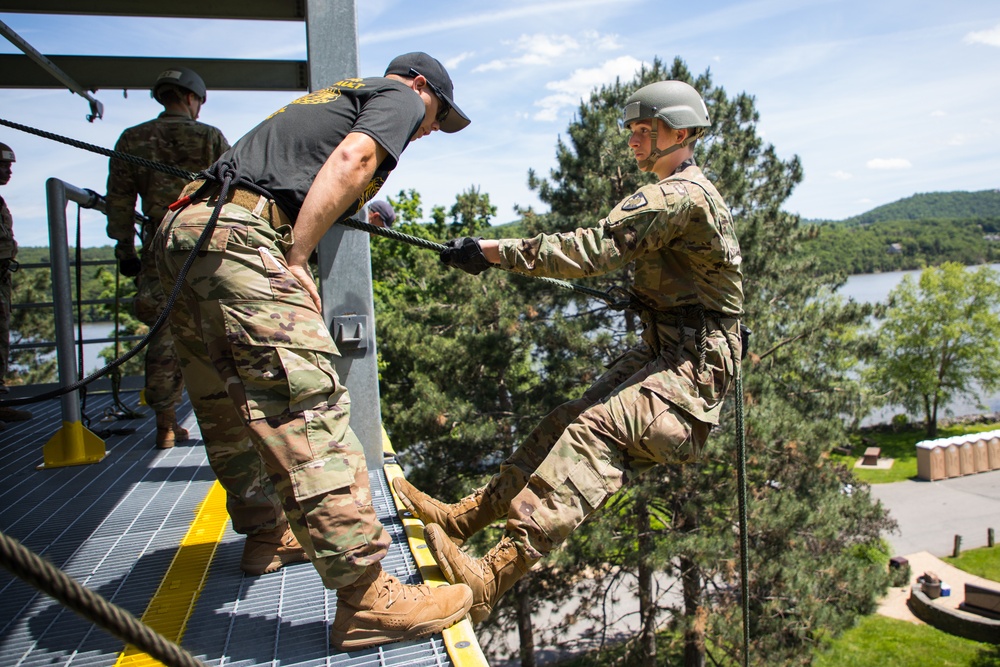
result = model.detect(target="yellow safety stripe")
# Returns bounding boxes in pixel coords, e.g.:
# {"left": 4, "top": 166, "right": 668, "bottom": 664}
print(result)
{"left": 114, "top": 481, "right": 229, "bottom": 667}
{"left": 382, "top": 435, "right": 489, "bottom": 667}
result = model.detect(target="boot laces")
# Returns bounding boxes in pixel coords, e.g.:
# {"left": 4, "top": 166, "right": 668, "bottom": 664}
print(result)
{"left": 381, "top": 577, "right": 431, "bottom": 609}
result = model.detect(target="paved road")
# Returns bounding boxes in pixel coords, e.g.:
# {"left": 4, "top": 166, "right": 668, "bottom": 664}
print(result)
{"left": 870, "top": 468, "right": 1000, "bottom": 557}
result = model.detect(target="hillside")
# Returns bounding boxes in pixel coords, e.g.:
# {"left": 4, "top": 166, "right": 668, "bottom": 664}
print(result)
{"left": 824, "top": 189, "right": 1000, "bottom": 226}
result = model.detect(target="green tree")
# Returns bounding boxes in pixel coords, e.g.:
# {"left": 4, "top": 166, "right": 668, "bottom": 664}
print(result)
{"left": 867, "top": 262, "right": 1000, "bottom": 437}
{"left": 95, "top": 267, "right": 144, "bottom": 378}
{"left": 9, "top": 265, "right": 58, "bottom": 385}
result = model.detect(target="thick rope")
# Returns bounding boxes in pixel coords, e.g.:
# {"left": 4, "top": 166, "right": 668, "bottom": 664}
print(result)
{"left": 0, "top": 529, "right": 207, "bottom": 667}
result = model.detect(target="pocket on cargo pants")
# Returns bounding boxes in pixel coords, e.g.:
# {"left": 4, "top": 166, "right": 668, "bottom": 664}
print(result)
{"left": 221, "top": 300, "right": 387, "bottom": 577}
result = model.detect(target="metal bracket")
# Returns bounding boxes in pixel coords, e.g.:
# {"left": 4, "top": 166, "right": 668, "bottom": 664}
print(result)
{"left": 332, "top": 314, "right": 367, "bottom": 351}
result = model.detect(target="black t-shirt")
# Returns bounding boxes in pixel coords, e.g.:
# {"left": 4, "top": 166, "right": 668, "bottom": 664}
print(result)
{"left": 216, "top": 77, "right": 425, "bottom": 223}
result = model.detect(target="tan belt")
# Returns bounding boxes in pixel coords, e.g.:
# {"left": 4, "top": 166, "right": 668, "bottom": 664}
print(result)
{"left": 177, "top": 179, "right": 292, "bottom": 229}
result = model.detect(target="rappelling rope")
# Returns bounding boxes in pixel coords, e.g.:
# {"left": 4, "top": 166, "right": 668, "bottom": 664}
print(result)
{"left": 0, "top": 529, "right": 206, "bottom": 667}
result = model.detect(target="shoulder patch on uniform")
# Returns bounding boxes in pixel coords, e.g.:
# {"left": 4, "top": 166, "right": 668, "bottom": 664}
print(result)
{"left": 621, "top": 192, "right": 648, "bottom": 211}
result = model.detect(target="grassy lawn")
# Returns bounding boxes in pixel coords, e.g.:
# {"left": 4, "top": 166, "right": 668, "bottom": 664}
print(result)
{"left": 829, "top": 421, "right": 1000, "bottom": 484}
{"left": 813, "top": 615, "right": 999, "bottom": 666}
{"left": 945, "top": 543, "right": 1000, "bottom": 581}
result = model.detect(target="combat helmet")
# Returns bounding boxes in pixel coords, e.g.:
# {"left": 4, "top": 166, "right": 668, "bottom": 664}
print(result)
{"left": 623, "top": 80, "right": 710, "bottom": 169}
{"left": 0, "top": 142, "right": 14, "bottom": 163}
{"left": 152, "top": 66, "right": 208, "bottom": 103}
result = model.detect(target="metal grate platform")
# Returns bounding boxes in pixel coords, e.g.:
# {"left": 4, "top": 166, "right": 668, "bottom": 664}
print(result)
{"left": 0, "top": 393, "right": 455, "bottom": 666}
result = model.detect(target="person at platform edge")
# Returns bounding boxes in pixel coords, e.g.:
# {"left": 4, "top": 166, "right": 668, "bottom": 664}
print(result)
{"left": 152, "top": 52, "right": 474, "bottom": 651}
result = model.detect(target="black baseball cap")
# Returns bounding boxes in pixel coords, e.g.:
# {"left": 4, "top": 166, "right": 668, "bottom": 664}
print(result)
{"left": 385, "top": 52, "right": 471, "bottom": 133}
{"left": 368, "top": 200, "right": 395, "bottom": 227}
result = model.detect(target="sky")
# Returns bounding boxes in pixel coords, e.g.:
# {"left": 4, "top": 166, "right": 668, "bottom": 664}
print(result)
{"left": 0, "top": 0, "right": 998, "bottom": 248}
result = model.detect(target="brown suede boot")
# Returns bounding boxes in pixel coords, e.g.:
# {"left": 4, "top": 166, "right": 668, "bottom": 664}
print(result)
{"left": 424, "top": 524, "right": 537, "bottom": 624}
{"left": 392, "top": 477, "right": 501, "bottom": 547}
{"left": 330, "top": 562, "right": 473, "bottom": 651}
{"left": 155, "top": 409, "right": 190, "bottom": 449}
{"left": 240, "top": 525, "right": 310, "bottom": 575}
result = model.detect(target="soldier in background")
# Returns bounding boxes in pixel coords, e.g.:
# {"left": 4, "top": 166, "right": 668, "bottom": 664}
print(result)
{"left": 396, "top": 81, "right": 745, "bottom": 624}
{"left": 105, "top": 67, "right": 229, "bottom": 451}
{"left": 367, "top": 199, "right": 395, "bottom": 228}
{"left": 0, "top": 142, "right": 33, "bottom": 425}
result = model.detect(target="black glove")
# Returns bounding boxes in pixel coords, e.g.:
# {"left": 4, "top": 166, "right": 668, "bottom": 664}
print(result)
{"left": 440, "top": 236, "right": 492, "bottom": 275}
{"left": 115, "top": 242, "right": 142, "bottom": 277}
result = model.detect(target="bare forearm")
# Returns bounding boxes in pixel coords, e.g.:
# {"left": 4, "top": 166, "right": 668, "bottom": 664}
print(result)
{"left": 285, "top": 133, "right": 384, "bottom": 266}
{"left": 480, "top": 239, "right": 500, "bottom": 264}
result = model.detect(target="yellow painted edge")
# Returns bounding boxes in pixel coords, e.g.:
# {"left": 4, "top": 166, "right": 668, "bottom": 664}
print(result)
{"left": 383, "top": 432, "right": 489, "bottom": 667}
{"left": 114, "top": 480, "right": 229, "bottom": 667}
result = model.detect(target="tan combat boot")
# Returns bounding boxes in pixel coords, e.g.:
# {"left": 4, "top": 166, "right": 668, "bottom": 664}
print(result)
{"left": 330, "top": 562, "right": 473, "bottom": 651}
{"left": 240, "top": 524, "right": 310, "bottom": 575}
{"left": 424, "top": 524, "right": 537, "bottom": 624}
{"left": 392, "top": 477, "right": 500, "bottom": 547}
{"left": 155, "top": 409, "right": 190, "bottom": 449}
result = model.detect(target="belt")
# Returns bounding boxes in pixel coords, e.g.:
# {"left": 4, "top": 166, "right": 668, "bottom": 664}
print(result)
{"left": 178, "top": 179, "right": 292, "bottom": 229}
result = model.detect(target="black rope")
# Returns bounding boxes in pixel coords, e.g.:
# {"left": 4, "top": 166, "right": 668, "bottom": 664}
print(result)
{"left": 0, "top": 166, "right": 236, "bottom": 408}
{"left": 0, "top": 117, "right": 195, "bottom": 180}
{"left": 0, "top": 529, "right": 207, "bottom": 667}
{"left": 337, "top": 215, "right": 632, "bottom": 309}
{"left": 74, "top": 203, "right": 91, "bottom": 427}
{"left": 735, "top": 366, "right": 750, "bottom": 667}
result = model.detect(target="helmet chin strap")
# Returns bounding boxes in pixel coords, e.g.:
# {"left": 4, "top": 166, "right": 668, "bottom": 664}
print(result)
{"left": 637, "top": 124, "right": 700, "bottom": 171}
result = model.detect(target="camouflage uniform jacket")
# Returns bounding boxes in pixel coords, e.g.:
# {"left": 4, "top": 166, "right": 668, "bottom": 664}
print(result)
{"left": 106, "top": 111, "right": 229, "bottom": 246}
{"left": 0, "top": 195, "right": 15, "bottom": 260}
{"left": 497, "top": 161, "right": 743, "bottom": 423}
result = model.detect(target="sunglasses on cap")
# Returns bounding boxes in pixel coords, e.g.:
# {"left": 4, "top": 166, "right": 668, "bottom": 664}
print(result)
{"left": 408, "top": 68, "right": 451, "bottom": 123}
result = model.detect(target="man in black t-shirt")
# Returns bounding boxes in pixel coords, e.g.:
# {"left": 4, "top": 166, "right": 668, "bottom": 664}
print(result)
{"left": 153, "top": 52, "right": 473, "bottom": 652}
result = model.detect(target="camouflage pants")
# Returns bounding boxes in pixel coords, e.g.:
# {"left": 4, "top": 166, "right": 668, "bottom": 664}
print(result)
{"left": 0, "top": 264, "right": 11, "bottom": 380}
{"left": 133, "top": 256, "right": 184, "bottom": 412}
{"left": 486, "top": 344, "right": 711, "bottom": 557}
{"left": 154, "top": 198, "right": 388, "bottom": 590}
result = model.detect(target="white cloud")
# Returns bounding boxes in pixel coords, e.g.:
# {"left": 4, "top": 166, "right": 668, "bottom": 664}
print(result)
{"left": 474, "top": 33, "right": 615, "bottom": 72}
{"left": 947, "top": 134, "right": 968, "bottom": 146}
{"left": 964, "top": 23, "right": 1000, "bottom": 47}
{"left": 533, "top": 55, "right": 645, "bottom": 121}
{"left": 832, "top": 170, "right": 853, "bottom": 180}
{"left": 866, "top": 158, "right": 912, "bottom": 170}
{"left": 581, "top": 30, "right": 622, "bottom": 51}
{"left": 930, "top": 110, "right": 946, "bottom": 117}
{"left": 444, "top": 52, "right": 474, "bottom": 70}
{"left": 360, "top": 0, "right": 635, "bottom": 44}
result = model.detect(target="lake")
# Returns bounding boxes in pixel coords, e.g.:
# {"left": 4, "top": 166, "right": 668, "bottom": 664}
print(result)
{"left": 76, "top": 321, "right": 129, "bottom": 374}
{"left": 839, "top": 264, "right": 1000, "bottom": 424}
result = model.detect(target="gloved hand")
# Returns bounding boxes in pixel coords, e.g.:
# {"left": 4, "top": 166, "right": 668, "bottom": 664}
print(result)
{"left": 115, "top": 242, "right": 142, "bottom": 277}
{"left": 440, "top": 237, "right": 492, "bottom": 275}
